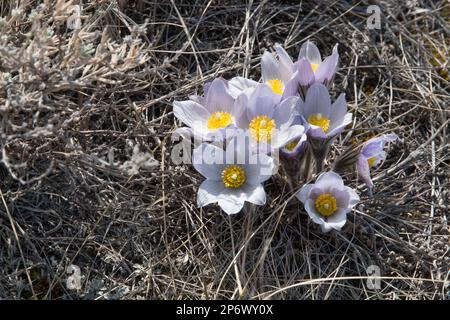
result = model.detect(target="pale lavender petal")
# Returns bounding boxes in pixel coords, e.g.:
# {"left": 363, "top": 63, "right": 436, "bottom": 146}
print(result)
{"left": 305, "top": 198, "right": 325, "bottom": 225}
{"left": 228, "top": 76, "right": 259, "bottom": 98}
{"left": 193, "top": 143, "right": 226, "bottom": 180}
{"left": 314, "top": 47, "right": 339, "bottom": 84}
{"left": 345, "top": 186, "right": 360, "bottom": 208}
{"left": 296, "top": 58, "right": 315, "bottom": 86}
{"left": 205, "top": 78, "right": 235, "bottom": 113}
{"left": 298, "top": 40, "right": 322, "bottom": 64}
{"left": 275, "top": 44, "right": 295, "bottom": 82}
{"left": 327, "top": 113, "right": 352, "bottom": 137}
{"left": 173, "top": 100, "right": 210, "bottom": 131}
{"left": 314, "top": 171, "right": 345, "bottom": 190}
{"left": 240, "top": 183, "right": 266, "bottom": 205}
{"left": 324, "top": 208, "right": 347, "bottom": 231}
{"left": 261, "top": 51, "right": 281, "bottom": 82}
{"left": 357, "top": 155, "right": 373, "bottom": 189}
{"left": 296, "top": 183, "right": 313, "bottom": 203}
{"left": 272, "top": 96, "right": 298, "bottom": 127}
{"left": 303, "top": 83, "right": 332, "bottom": 118}
{"left": 330, "top": 93, "right": 347, "bottom": 123}
{"left": 282, "top": 75, "right": 300, "bottom": 99}
{"left": 331, "top": 188, "right": 350, "bottom": 209}
{"left": 244, "top": 153, "right": 275, "bottom": 185}
{"left": 247, "top": 84, "right": 279, "bottom": 120}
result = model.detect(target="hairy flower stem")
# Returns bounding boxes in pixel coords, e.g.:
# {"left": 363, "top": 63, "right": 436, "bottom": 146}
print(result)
{"left": 309, "top": 137, "right": 334, "bottom": 174}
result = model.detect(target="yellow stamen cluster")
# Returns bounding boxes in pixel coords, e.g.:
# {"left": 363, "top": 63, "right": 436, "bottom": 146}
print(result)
{"left": 308, "top": 114, "right": 330, "bottom": 133}
{"left": 221, "top": 165, "right": 246, "bottom": 188}
{"left": 249, "top": 115, "right": 276, "bottom": 143}
{"left": 284, "top": 139, "right": 299, "bottom": 152}
{"left": 310, "top": 63, "right": 319, "bottom": 73}
{"left": 367, "top": 157, "right": 377, "bottom": 168}
{"left": 266, "top": 79, "right": 284, "bottom": 95}
{"left": 207, "top": 111, "right": 232, "bottom": 131}
{"left": 315, "top": 193, "right": 337, "bottom": 217}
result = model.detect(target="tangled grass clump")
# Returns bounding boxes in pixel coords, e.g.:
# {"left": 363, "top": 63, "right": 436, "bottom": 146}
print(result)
{"left": 0, "top": 0, "right": 448, "bottom": 300}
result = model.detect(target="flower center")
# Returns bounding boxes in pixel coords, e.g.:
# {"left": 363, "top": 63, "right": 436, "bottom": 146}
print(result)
{"left": 308, "top": 114, "right": 330, "bottom": 133}
{"left": 249, "top": 115, "right": 276, "bottom": 142}
{"left": 310, "top": 63, "right": 319, "bottom": 73}
{"left": 207, "top": 111, "right": 232, "bottom": 131}
{"left": 315, "top": 193, "right": 337, "bottom": 217}
{"left": 266, "top": 79, "right": 284, "bottom": 95}
{"left": 367, "top": 156, "right": 377, "bottom": 168}
{"left": 284, "top": 139, "right": 299, "bottom": 152}
{"left": 221, "top": 165, "right": 246, "bottom": 188}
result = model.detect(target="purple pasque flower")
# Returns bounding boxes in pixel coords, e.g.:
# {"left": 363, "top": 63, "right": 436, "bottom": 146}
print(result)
{"left": 296, "top": 171, "right": 360, "bottom": 232}
{"left": 173, "top": 78, "right": 238, "bottom": 141}
{"left": 357, "top": 134, "right": 399, "bottom": 189}
{"left": 193, "top": 132, "right": 275, "bottom": 215}
{"left": 235, "top": 83, "right": 305, "bottom": 153}
{"left": 297, "top": 83, "right": 352, "bottom": 140}
{"left": 296, "top": 40, "right": 339, "bottom": 87}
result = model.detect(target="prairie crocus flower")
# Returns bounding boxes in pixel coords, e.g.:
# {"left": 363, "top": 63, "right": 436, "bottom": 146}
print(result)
{"left": 193, "top": 134, "right": 275, "bottom": 215}
{"left": 236, "top": 84, "right": 305, "bottom": 153}
{"left": 228, "top": 44, "right": 297, "bottom": 99}
{"left": 296, "top": 171, "right": 360, "bottom": 232}
{"left": 297, "top": 83, "right": 352, "bottom": 171}
{"left": 173, "top": 78, "right": 239, "bottom": 141}
{"left": 357, "top": 134, "right": 399, "bottom": 190}
{"left": 296, "top": 40, "right": 339, "bottom": 88}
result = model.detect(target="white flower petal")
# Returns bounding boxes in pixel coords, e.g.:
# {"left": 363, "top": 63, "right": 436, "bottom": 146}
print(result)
{"left": 241, "top": 184, "right": 266, "bottom": 205}
{"left": 173, "top": 100, "right": 210, "bottom": 132}
{"left": 193, "top": 143, "right": 226, "bottom": 180}
{"left": 314, "top": 171, "right": 345, "bottom": 190}
{"left": 298, "top": 41, "right": 322, "bottom": 65}
{"left": 296, "top": 183, "right": 313, "bottom": 203}
{"left": 228, "top": 76, "right": 259, "bottom": 98}
{"left": 197, "top": 180, "right": 226, "bottom": 208}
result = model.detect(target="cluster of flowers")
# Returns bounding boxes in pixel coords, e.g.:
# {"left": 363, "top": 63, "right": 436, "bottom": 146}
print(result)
{"left": 173, "top": 41, "right": 398, "bottom": 233}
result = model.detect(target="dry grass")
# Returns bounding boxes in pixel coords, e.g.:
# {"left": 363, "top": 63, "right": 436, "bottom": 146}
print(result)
{"left": 0, "top": 0, "right": 448, "bottom": 300}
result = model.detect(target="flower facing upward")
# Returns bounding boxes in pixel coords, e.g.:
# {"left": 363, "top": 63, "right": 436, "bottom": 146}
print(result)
{"left": 296, "top": 40, "right": 339, "bottom": 87}
{"left": 235, "top": 84, "right": 305, "bottom": 153}
{"left": 297, "top": 83, "right": 352, "bottom": 140}
{"left": 193, "top": 133, "right": 275, "bottom": 215}
{"left": 227, "top": 44, "right": 298, "bottom": 99}
{"left": 173, "top": 78, "right": 238, "bottom": 141}
{"left": 296, "top": 171, "right": 360, "bottom": 232}
{"left": 357, "top": 133, "right": 399, "bottom": 189}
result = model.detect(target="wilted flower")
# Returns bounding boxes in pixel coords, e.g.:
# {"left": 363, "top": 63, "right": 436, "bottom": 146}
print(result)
{"left": 296, "top": 171, "right": 359, "bottom": 232}
{"left": 173, "top": 78, "right": 238, "bottom": 141}
{"left": 236, "top": 83, "right": 305, "bottom": 153}
{"left": 193, "top": 134, "right": 275, "bottom": 215}
{"left": 357, "top": 133, "right": 399, "bottom": 190}
{"left": 296, "top": 40, "right": 339, "bottom": 88}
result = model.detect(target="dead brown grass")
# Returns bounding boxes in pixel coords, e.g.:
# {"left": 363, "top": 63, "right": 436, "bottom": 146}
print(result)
{"left": 0, "top": 0, "right": 448, "bottom": 299}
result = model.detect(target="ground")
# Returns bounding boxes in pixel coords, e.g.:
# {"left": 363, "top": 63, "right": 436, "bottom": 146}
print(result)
{"left": 0, "top": 0, "right": 448, "bottom": 299}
